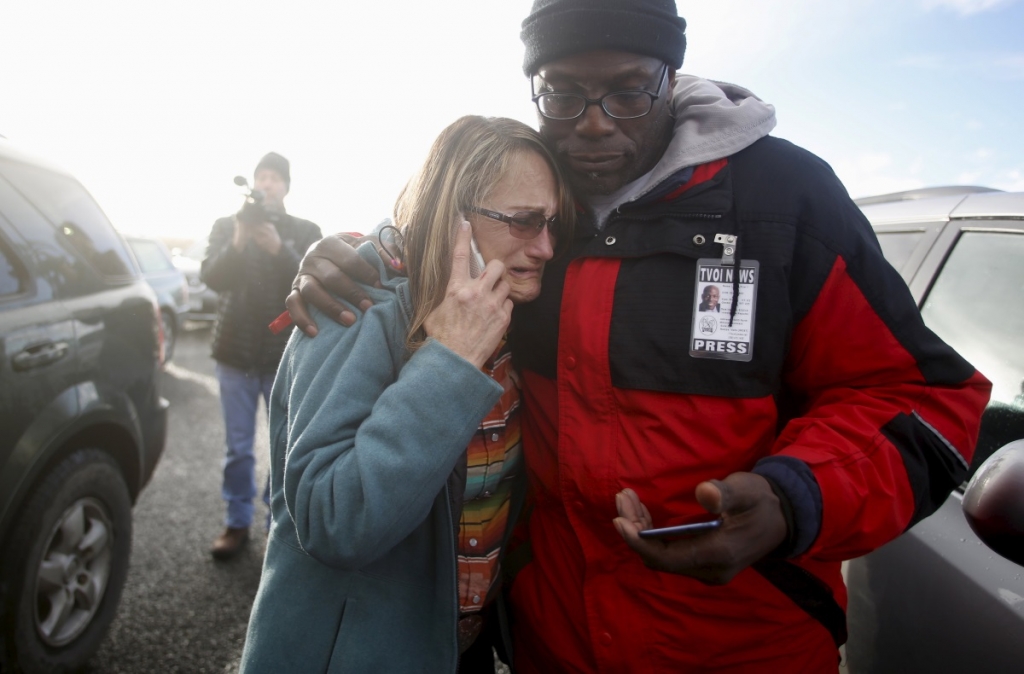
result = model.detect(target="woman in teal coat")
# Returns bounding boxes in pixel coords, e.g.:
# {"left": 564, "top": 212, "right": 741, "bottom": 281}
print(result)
{"left": 240, "top": 116, "right": 573, "bottom": 673}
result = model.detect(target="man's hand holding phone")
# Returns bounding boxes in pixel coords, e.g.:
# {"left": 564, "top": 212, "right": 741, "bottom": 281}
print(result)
{"left": 637, "top": 518, "right": 723, "bottom": 539}
{"left": 613, "top": 472, "right": 788, "bottom": 585}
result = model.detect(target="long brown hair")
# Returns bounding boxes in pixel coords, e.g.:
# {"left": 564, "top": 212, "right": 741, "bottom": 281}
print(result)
{"left": 393, "top": 115, "right": 574, "bottom": 352}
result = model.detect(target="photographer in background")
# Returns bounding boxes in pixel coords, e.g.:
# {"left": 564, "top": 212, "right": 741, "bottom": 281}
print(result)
{"left": 201, "top": 152, "right": 322, "bottom": 559}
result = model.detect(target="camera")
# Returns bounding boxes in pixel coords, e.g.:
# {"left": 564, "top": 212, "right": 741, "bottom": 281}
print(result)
{"left": 234, "top": 175, "right": 281, "bottom": 226}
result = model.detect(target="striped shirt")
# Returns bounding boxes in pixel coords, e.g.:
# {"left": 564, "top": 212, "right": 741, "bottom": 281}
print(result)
{"left": 457, "top": 336, "right": 521, "bottom": 614}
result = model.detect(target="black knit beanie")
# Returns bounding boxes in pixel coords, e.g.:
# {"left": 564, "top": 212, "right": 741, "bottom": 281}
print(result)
{"left": 254, "top": 152, "right": 290, "bottom": 188}
{"left": 521, "top": 0, "right": 686, "bottom": 76}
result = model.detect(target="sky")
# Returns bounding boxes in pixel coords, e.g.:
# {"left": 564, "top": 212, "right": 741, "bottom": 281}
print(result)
{"left": 1, "top": 0, "right": 1022, "bottom": 242}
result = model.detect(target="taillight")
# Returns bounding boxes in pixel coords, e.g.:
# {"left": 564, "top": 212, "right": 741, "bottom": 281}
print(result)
{"left": 152, "top": 297, "right": 165, "bottom": 367}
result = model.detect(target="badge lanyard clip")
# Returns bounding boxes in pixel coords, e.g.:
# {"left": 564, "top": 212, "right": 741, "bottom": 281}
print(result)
{"left": 714, "top": 233, "right": 738, "bottom": 266}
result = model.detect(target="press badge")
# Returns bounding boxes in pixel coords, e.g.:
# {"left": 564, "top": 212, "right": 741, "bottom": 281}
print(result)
{"left": 689, "top": 259, "right": 759, "bottom": 362}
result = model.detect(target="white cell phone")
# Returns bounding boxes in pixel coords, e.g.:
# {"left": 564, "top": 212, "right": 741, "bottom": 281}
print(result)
{"left": 638, "top": 518, "right": 723, "bottom": 540}
{"left": 469, "top": 236, "right": 486, "bottom": 279}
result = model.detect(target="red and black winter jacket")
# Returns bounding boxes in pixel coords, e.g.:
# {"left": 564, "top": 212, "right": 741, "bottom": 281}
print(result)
{"left": 507, "top": 136, "right": 991, "bottom": 672}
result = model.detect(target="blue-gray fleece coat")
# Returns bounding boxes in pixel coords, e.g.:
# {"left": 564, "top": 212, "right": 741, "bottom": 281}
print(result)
{"left": 240, "top": 245, "right": 503, "bottom": 673}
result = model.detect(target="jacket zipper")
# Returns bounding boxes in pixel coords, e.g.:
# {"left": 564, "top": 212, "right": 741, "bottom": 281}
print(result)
{"left": 444, "top": 480, "right": 460, "bottom": 672}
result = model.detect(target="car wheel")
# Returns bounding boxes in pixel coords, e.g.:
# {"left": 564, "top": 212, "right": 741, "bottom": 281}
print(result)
{"left": 1, "top": 449, "right": 132, "bottom": 674}
{"left": 160, "top": 309, "right": 176, "bottom": 363}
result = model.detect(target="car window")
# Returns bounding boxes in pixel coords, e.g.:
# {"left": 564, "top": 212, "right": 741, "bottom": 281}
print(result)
{"left": 0, "top": 158, "right": 134, "bottom": 279}
{"left": 0, "top": 175, "right": 94, "bottom": 298}
{"left": 875, "top": 231, "right": 926, "bottom": 274}
{"left": 128, "top": 239, "right": 174, "bottom": 274}
{"left": 0, "top": 231, "right": 27, "bottom": 298}
{"left": 919, "top": 230, "right": 1024, "bottom": 474}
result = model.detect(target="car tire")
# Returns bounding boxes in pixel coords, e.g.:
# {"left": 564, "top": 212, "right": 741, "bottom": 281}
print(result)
{"left": 160, "top": 309, "right": 176, "bottom": 363}
{"left": 0, "top": 449, "right": 133, "bottom": 674}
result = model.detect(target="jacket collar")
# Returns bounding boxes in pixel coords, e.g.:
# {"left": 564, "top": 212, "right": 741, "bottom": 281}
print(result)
{"left": 585, "top": 75, "right": 775, "bottom": 214}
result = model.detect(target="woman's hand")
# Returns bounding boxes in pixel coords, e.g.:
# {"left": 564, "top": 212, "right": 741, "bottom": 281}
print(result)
{"left": 424, "top": 221, "right": 512, "bottom": 369}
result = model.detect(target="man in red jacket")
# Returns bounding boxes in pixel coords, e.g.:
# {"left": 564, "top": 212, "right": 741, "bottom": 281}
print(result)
{"left": 285, "top": 1, "right": 990, "bottom": 671}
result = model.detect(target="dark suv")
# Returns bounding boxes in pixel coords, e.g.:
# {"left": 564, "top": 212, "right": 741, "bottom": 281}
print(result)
{"left": 0, "top": 139, "right": 168, "bottom": 673}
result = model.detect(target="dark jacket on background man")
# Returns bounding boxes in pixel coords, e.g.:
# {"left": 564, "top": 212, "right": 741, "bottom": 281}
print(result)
{"left": 201, "top": 214, "right": 321, "bottom": 372}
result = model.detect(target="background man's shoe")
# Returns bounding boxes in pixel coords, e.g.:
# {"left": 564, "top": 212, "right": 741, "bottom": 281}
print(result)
{"left": 211, "top": 527, "right": 249, "bottom": 560}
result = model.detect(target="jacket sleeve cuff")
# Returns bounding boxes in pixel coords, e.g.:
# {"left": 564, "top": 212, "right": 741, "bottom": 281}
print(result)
{"left": 414, "top": 338, "right": 504, "bottom": 403}
{"left": 753, "top": 456, "right": 822, "bottom": 558}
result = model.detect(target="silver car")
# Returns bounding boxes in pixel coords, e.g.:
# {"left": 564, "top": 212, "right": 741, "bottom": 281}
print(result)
{"left": 171, "top": 236, "right": 218, "bottom": 322}
{"left": 846, "top": 187, "right": 1024, "bottom": 672}
{"left": 124, "top": 235, "right": 189, "bottom": 361}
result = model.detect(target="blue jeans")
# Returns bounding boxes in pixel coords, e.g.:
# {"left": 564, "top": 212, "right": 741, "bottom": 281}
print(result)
{"left": 215, "top": 363, "right": 274, "bottom": 529}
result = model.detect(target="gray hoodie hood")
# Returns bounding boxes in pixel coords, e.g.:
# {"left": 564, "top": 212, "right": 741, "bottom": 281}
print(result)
{"left": 618, "top": 75, "right": 776, "bottom": 206}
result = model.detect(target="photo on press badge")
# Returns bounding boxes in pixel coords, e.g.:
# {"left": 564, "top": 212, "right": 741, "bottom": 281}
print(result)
{"left": 689, "top": 259, "right": 759, "bottom": 362}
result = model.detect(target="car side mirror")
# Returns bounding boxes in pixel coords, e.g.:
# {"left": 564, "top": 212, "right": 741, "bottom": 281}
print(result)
{"left": 962, "top": 438, "right": 1024, "bottom": 566}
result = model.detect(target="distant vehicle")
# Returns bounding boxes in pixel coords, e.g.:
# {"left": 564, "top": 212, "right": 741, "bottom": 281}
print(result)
{"left": 171, "top": 237, "right": 217, "bottom": 322}
{"left": 0, "top": 138, "right": 168, "bottom": 673}
{"left": 125, "top": 235, "right": 189, "bottom": 361}
{"left": 846, "top": 187, "right": 1024, "bottom": 672}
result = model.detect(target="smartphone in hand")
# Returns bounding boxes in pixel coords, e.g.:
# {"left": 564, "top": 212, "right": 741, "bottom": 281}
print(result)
{"left": 459, "top": 211, "right": 486, "bottom": 279}
{"left": 638, "top": 518, "right": 723, "bottom": 540}
{"left": 469, "top": 236, "right": 486, "bottom": 279}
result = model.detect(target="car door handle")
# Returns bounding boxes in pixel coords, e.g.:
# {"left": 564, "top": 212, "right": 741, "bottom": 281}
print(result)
{"left": 12, "top": 341, "right": 70, "bottom": 371}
